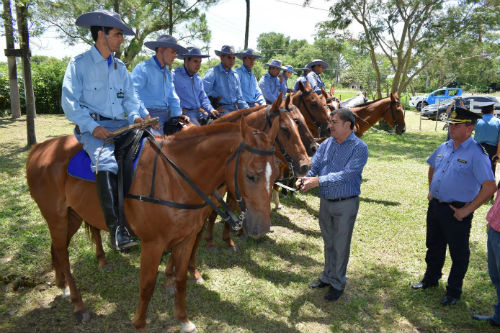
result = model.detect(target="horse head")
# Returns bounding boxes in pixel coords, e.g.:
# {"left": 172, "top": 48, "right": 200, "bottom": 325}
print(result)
{"left": 320, "top": 88, "right": 340, "bottom": 112}
{"left": 383, "top": 92, "right": 406, "bottom": 135}
{"left": 285, "top": 94, "right": 318, "bottom": 157}
{"left": 269, "top": 93, "right": 311, "bottom": 176}
{"left": 224, "top": 116, "right": 279, "bottom": 238}
{"left": 293, "top": 81, "right": 331, "bottom": 138}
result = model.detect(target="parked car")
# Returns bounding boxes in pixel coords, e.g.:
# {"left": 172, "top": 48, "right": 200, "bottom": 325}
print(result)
{"left": 421, "top": 95, "right": 500, "bottom": 121}
{"left": 410, "top": 87, "right": 463, "bottom": 111}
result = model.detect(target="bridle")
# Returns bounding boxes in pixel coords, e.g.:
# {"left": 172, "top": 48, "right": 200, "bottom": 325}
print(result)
{"left": 127, "top": 135, "right": 275, "bottom": 231}
{"left": 262, "top": 105, "right": 297, "bottom": 177}
{"left": 352, "top": 98, "right": 404, "bottom": 132}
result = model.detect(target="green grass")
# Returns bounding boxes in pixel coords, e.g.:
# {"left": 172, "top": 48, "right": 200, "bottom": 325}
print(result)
{"left": 1, "top": 112, "right": 499, "bottom": 332}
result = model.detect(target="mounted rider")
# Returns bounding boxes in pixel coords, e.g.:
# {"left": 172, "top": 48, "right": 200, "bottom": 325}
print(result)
{"left": 259, "top": 59, "right": 286, "bottom": 104}
{"left": 235, "top": 48, "right": 266, "bottom": 108}
{"left": 293, "top": 65, "right": 311, "bottom": 92}
{"left": 280, "top": 65, "right": 296, "bottom": 95}
{"left": 173, "top": 47, "right": 218, "bottom": 126}
{"left": 61, "top": 9, "right": 156, "bottom": 251}
{"left": 306, "top": 59, "right": 329, "bottom": 95}
{"left": 203, "top": 45, "right": 248, "bottom": 116}
{"left": 131, "top": 35, "right": 188, "bottom": 135}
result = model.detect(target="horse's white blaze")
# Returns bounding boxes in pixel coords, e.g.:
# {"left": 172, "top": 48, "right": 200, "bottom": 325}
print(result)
{"left": 289, "top": 117, "right": 297, "bottom": 130}
{"left": 265, "top": 162, "right": 272, "bottom": 195}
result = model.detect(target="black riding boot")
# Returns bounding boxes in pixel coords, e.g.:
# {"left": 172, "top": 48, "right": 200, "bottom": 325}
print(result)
{"left": 96, "top": 171, "right": 137, "bottom": 251}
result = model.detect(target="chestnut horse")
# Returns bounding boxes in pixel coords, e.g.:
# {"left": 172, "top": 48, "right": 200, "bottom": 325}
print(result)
{"left": 26, "top": 117, "right": 280, "bottom": 333}
{"left": 351, "top": 92, "right": 406, "bottom": 137}
{"left": 199, "top": 93, "right": 312, "bottom": 251}
{"left": 291, "top": 81, "right": 331, "bottom": 139}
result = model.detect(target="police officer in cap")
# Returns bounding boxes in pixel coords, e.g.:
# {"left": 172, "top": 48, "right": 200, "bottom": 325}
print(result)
{"left": 474, "top": 101, "right": 500, "bottom": 175}
{"left": 61, "top": 9, "right": 155, "bottom": 251}
{"left": 412, "top": 99, "right": 496, "bottom": 305}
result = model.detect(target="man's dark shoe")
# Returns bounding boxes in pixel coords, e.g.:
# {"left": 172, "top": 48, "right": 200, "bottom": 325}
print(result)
{"left": 324, "top": 286, "right": 343, "bottom": 301}
{"left": 440, "top": 295, "right": 458, "bottom": 306}
{"left": 411, "top": 281, "right": 438, "bottom": 290}
{"left": 309, "top": 279, "right": 329, "bottom": 289}
{"left": 472, "top": 314, "right": 500, "bottom": 326}
{"left": 115, "top": 225, "right": 138, "bottom": 251}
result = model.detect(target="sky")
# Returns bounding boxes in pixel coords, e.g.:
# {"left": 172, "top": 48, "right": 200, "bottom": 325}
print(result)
{"left": 0, "top": 0, "right": 335, "bottom": 62}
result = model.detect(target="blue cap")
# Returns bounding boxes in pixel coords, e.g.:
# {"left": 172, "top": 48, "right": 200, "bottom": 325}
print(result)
{"left": 214, "top": 45, "right": 237, "bottom": 56}
{"left": 283, "top": 65, "right": 296, "bottom": 74}
{"left": 76, "top": 9, "right": 135, "bottom": 36}
{"left": 177, "top": 47, "right": 210, "bottom": 59}
{"left": 144, "top": 35, "right": 187, "bottom": 53}
{"left": 236, "top": 48, "right": 262, "bottom": 59}
{"left": 265, "top": 59, "right": 286, "bottom": 70}
{"left": 307, "top": 59, "right": 329, "bottom": 70}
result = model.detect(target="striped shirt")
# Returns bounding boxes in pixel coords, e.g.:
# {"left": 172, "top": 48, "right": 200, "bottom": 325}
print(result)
{"left": 306, "top": 132, "right": 368, "bottom": 199}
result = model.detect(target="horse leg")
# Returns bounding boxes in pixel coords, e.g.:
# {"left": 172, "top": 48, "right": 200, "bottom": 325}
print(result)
{"left": 203, "top": 210, "right": 218, "bottom": 249}
{"left": 223, "top": 194, "right": 238, "bottom": 251}
{"left": 171, "top": 237, "right": 198, "bottom": 333}
{"left": 132, "top": 242, "right": 164, "bottom": 332}
{"left": 87, "top": 224, "right": 109, "bottom": 268}
{"left": 48, "top": 210, "right": 89, "bottom": 322}
{"left": 271, "top": 185, "right": 281, "bottom": 210}
{"left": 187, "top": 229, "right": 204, "bottom": 284}
{"left": 164, "top": 253, "right": 175, "bottom": 295}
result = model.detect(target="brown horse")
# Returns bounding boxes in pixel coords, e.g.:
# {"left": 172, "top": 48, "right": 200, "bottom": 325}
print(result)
{"left": 26, "top": 117, "right": 280, "bottom": 333}
{"left": 199, "top": 94, "right": 312, "bottom": 251}
{"left": 291, "top": 81, "right": 331, "bottom": 138}
{"left": 351, "top": 92, "right": 406, "bottom": 137}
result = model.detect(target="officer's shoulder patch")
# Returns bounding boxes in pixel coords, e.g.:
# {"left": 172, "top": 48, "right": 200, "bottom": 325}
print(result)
{"left": 477, "top": 142, "right": 488, "bottom": 155}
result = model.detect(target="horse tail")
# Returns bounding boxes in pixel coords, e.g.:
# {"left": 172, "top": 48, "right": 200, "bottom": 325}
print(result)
{"left": 83, "top": 222, "right": 96, "bottom": 247}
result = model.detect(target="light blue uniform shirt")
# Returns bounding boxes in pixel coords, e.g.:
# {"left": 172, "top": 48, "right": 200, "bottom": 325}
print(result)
{"left": 203, "top": 63, "right": 248, "bottom": 112}
{"left": 235, "top": 65, "right": 265, "bottom": 106}
{"left": 475, "top": 114, "right": 500, "bottom": 146}
{"left": 307, "top": 71, "right": 325, "bottom": 95}
{"left": 279, "top": 73, "right": 290, "bottom": 94}
{"left": 428, "top": 137, "right": 494, "bottom": 202}
{"left": 306, "top": 132, "right": 368, "bottom": 199}
{"left": 293, "top": 76, "right": 308, "bottom": 92}
{"left": 61, "top": 46, "right": 144, "bottom": 135}
{"left": 173, "top": 66, "right": 214, "bottom": 112}
{"left": 131, "top": 56, "right": 182, "bottom": 116}
{"left": 259, "top": 72, "right": 282, "bottom": 104}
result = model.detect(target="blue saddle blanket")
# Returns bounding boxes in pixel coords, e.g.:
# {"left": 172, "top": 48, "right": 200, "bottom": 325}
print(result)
{"left": 67, "top": 139, "right": 145, "bottom": 181}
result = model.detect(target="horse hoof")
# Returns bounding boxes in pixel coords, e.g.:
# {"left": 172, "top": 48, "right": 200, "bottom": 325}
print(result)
{"left": 180, "top": 320, "right": 197, "bottom": 333}
{"left": 195, "top": 276, "right": 204, "bottom": 284}
{"left": 74, "top": 310, "right": 91, "bottom": 323}
{"left": 229, "top": 245, "right": 239, "bottom": 252}
{"left": 165, "top": 285, "right": 175, "bottom": 296}
{"left": 62, "top": 286, "right": 70, "bottom": 298}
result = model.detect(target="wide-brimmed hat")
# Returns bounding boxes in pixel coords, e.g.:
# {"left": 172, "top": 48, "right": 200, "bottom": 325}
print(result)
{"left": 307, "top": 59, "right": 329, "bottom": 70}
{"left": 283, "top": 65, "right": 297, "bottom": 74}
{"left": 76, "top": 9, "right": 135, "bottom": 36}
{"left": 297, "top": 66, "right": 311, "bottom": 72}
{"left": 236, "top": 48, "right": 261, "bottom": 59}
{"left": 177, "top": 47, "right": 209, "bottom": 59}
{"left": 144, "top": 35, "right": 187, "bottom": 53}
{"left": 265, "top": 59, "right": 286, "bottom": 70}
{"left": 214, "top": 45, "right": 237, "bottom": 56}
{"left": 447, "top": 98, "right": 481, "bottom": 124}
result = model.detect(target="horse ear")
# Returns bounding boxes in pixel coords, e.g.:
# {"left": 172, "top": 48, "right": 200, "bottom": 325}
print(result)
{"left": 321, "top": 88, "right": 328, "bottom": 99}
{"left": 330, "top": 85, "right": 335, "bottom": 96}
{"left": 239, "top": 114, "right": 250, "bottom": 140}
{"left": 271, "top": 93, "right": 283, "bottom": 114}
{"left": 285, "top": 92, "right": 291, "bottom": 108}
{"left": 268, "top": 110, "right": 280, "bottom": 142}
{"left": 298, "top": 81, "right": 306, "bottom": 93}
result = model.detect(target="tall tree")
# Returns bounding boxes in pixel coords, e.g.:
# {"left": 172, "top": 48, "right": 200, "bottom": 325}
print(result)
{"left": 312, "top": 0, "right": 491, "bottom": 98}
{"left": 2, "top": 0, "right": 21, "bottom": 118}
{"left": 256, "top": 32, "right": 290, "bottom": 63}
{"left": 34, "top": 0, "right": 218, "bottom": 68}
{"left": 15, "top": 0, "right": 36, "bottom": 145}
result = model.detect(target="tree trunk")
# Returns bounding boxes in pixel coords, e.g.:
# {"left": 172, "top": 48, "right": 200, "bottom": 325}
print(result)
{"left": 168, "top": 0, "right": 173, "bottom": 35}
{"left": 2, "top": 0, "right": 21, "bottom": 118}
{"left": 244, "top": 0, "right": 250, "bottom": 49}
{"left": 16, "top": 0, "right": 36, "bottom": 145}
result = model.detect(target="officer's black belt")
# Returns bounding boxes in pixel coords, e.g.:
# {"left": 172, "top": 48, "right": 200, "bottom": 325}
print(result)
{"left": 327, "top": 195, "right": 358, "bottom": 202}
{"left": 90, "top": 113, "right": 114, "bottom": 121}
{"left": 433, "top": 198, "right": 466, "bottom": 208}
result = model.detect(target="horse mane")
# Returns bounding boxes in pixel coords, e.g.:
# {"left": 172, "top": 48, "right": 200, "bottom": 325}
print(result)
{"left": 214, "top": 106, "right": 263, "bottom": 123}
{"left": 167, "top": 122, "right": 239, "bottom": 143}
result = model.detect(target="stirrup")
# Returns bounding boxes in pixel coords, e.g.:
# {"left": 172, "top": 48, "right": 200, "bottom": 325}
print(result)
{"left": 115, "top": 225, "right": 138, "bottom": 251}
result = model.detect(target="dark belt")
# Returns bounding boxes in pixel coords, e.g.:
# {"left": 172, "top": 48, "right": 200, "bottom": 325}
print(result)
{"left": 90, "top": 113, "right": 114, "bottom": 121}
{"left": 327, "top": 195, "right": 358, "bottom": 202}
{"left": 433, "top": 198, "right": 467, "bottom": 208}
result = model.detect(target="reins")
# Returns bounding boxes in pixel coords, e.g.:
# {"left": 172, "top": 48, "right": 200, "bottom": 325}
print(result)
{"left": 127, "top": 134, "right": 275, "bottom": 231}
{"left": 298, "top": 89, "right": 326, "bottom": 138}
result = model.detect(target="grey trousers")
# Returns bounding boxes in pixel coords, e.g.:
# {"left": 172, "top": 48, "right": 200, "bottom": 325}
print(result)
{"left": 318, "top": 196, "right": 359, "bottom": 290}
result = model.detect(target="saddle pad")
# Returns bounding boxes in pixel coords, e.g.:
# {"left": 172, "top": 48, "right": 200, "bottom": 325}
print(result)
{"left": 67, "top": 138, "right": 146, "bottom": 182}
